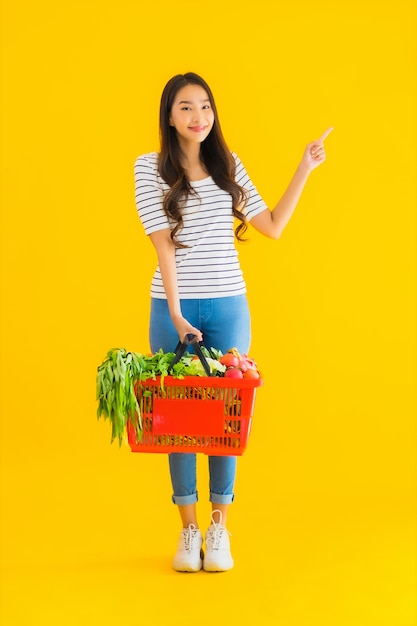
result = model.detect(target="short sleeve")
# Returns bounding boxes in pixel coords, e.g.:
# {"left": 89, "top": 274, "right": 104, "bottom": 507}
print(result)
{"left": 232, "top": 153, "right": 268, "bottom": 221}
{"left": 134, "top": 153, "right": 170, "bottom": 235}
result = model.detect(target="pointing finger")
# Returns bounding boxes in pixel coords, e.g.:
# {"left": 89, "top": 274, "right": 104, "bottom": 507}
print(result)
{"left": 318, "top": 127, "right": 334, "bottom": 142}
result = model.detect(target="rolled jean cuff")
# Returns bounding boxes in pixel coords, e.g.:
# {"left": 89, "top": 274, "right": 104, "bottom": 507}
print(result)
{"left": 171, "top": 492, "right": 198, "bottom": 506}
{"left": 210, "top": 492, "right": 235, "bottom": 505}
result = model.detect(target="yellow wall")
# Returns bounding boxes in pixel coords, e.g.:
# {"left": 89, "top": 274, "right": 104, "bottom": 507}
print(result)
{"left": 1, "top": 1, "right": 416, "bottom": 624}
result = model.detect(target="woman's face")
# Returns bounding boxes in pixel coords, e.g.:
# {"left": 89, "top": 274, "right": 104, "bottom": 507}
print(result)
{"left": 169, "top": 84, "right": 214, "bottom": 147}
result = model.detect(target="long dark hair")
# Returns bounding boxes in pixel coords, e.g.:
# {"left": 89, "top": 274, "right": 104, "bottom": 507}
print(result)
{"left": 158, "top": 72, "right": 249, "bottom": 247}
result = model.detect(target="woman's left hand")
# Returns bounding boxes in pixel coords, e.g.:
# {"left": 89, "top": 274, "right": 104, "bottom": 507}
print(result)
{"left": 301, "top": 127, "right": 333, "bottom": 173}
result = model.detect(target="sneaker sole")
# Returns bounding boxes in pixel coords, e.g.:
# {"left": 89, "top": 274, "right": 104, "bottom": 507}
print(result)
{"left": 203, "top": 560, "right": 234, "bottom": 572}
{"left": 173, "top": 561, "right": 203, "bottom": 572}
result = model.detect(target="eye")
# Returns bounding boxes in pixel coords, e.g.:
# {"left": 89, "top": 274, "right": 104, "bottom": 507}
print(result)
{"left": 202, "top": 105, "right": 211, "bottom": 109}
{"left": 181, "top": 106, "right": 191, "bottom": 111}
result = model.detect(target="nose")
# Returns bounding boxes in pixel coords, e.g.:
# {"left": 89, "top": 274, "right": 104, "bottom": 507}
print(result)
{"left": 192, "top": 110, "right": 203, "bottom": 124}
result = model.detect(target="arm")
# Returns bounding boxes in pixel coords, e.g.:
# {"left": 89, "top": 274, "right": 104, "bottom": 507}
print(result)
{"left": 250, "top": 127, "right": 333, "bottom": 239}
{"left": 148, "top": 229, "right": 203, "bottom": 342}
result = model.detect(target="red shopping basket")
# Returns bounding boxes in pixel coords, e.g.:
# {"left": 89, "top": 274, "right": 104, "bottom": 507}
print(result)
{"left": 127, "top": 337, "right": 263, "bottom": 456}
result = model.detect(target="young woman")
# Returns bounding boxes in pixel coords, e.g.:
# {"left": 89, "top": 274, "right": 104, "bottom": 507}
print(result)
{"left": 134, "top": 72, "right": 332, "bottom": 572}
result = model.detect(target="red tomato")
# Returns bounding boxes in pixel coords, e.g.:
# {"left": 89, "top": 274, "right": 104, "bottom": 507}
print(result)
{"left": 219, "top": 353, "right": 240, "bottom": 368}
{"left": 224, "top": 367, "right": 243, "bottom": 379}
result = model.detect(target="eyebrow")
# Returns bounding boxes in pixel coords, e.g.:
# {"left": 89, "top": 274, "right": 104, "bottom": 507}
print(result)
{"left": 177, "top": 99, "right": 210, "bottom": 104}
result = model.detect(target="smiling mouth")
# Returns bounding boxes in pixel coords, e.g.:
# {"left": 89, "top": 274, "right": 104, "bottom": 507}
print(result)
{"left": 189, "top": 126, "right": 207, "bottom": 132}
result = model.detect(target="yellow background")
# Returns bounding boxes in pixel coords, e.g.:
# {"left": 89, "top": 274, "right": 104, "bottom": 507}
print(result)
{"left": 1, "top": 1, "right": 416, "bottom": 624}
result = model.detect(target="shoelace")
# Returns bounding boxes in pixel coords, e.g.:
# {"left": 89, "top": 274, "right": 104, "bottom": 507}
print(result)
{"left": 206, "top": 511, "right": 231, "bottom": 551}
{"left": 182, "top": 524, "right": 199, "bottom": 553}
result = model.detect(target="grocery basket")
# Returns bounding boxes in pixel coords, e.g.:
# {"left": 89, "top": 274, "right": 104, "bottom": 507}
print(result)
{"left": 127, "top": 336, "right": 263, "bottom": 456}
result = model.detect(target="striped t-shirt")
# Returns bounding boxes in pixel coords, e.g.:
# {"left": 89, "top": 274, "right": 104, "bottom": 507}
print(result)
{"left": 134, "top": 151, "right": 267, "bottom": 299}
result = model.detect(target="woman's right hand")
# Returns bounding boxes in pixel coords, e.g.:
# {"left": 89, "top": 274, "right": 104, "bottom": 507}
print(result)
{"left": 172, "top": 314, "right": 203, "bottom": 343}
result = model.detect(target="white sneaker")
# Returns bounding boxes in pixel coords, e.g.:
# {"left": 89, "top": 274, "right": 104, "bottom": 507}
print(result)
{"left": 172, "top": 524, "right": 203, "bottom": 572}
{"left": 203, "top": 510, "right": 234, "bottom": 572}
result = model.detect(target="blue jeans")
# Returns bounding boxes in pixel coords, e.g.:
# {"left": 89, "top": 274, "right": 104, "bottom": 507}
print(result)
{"left": 149, "top": 295, "right": 251, "bottom": 505}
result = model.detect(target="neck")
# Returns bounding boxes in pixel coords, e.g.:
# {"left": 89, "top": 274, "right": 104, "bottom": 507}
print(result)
{"left": 178, "top": 140, "right": 201, "bottom": 168}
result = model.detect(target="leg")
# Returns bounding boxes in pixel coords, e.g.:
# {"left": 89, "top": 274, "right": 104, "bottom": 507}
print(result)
{"left": 208, "top": 454, "right": 236, "bottom": 525}
{"left": 204, "top": 456, "right": 235, "bottom": 572}
{"left": 211, "top": 503, "right": 230, "bottom": 527}
{"left": 201, "top": 294, "right": 249, "bottom": 527}
{"left": 178, "top": 503, "right": 199, "bottom": 529}
{"left": 199, "top": 295, "right": 249, "bottom": 570}
{"left": 168, "top": 453, "right": 199, "bottom": 526}
{"left": 169, "top": 453, "right": 203, "bottom": 572}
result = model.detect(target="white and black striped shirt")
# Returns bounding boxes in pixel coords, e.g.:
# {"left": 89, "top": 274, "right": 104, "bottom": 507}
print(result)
{"left": 134, "top": 151, "right": 267, "bottom": 299}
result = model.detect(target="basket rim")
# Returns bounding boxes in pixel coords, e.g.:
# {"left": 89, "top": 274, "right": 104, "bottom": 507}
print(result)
{"left": 136, "top": 374, "right": 264, "bottom": 388}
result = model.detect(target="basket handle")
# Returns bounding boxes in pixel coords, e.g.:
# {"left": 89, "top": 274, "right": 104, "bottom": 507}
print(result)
{"left": 168, "top": 334, "right": 213, "bottom": 377}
